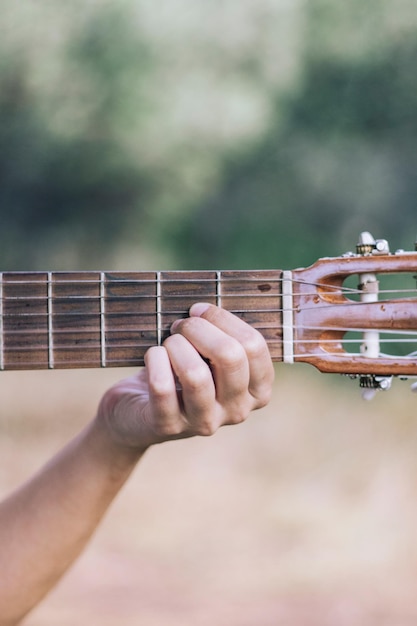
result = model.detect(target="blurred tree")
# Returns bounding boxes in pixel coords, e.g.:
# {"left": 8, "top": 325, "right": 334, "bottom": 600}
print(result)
{"left": 0, "top": 0, "right": 416, "bottom": 271}
{"left": 0, "top": 4, "right": 153, "bottom": 269}
{"left": 169, "top": 34, "right": 417, "bottom": 270}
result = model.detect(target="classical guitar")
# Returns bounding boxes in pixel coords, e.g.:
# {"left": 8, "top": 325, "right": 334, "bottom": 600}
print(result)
{"left": 1, "top": 232, "right": 416, "bottom": 393}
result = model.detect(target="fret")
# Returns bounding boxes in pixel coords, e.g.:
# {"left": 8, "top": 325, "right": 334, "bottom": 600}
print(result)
{"left": 104, "top": 272, "right": 157, "bottom": 367}
{"left": 3, "top": 272, "right": 49, "bottom": 369}
{"left": 51, "top": 272, "right": 101, "bottom": 368}
{"left": 160, "top": 271, "right": 218, "bottom": 340}
{"left": 0, "top": 272, "right": 3, "bottom": 371}
{"left": 100, "top": 272, "right": 106, "bottom": 367}
{"left": 220, "top": 270, "right": 283, "bottom": 361}
{"left": 48, "top": 272, "right": 54, "bottom": 369}
{"left": 156, "top": 271, "right": 162, "bottom": 346}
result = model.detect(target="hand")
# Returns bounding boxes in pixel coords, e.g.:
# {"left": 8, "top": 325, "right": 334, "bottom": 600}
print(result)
{"left": 96, "top": 303, "right": 274, "bottom": 451}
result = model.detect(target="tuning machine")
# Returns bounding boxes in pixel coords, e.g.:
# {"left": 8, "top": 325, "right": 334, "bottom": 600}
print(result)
{"left": 352, "top": 231, "right": 416, "bottom": 398}
{"left": 359, "top": 374, "right": 393, "bottom": 400}
{"left": 356, "top": 231, "right": 390, "bottom": 256}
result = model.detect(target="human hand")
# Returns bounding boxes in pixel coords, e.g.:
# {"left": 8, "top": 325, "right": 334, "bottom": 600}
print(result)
{"left": 96, "top": 303, "right": 274, "bottom": 452}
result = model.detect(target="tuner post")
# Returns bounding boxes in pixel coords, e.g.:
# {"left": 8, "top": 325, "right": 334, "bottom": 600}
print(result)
{"left": 356, "top": 232, "right": 393, "bottom": 397}
{"left": 357, "top": 233, "right": 380, "bottom": 360}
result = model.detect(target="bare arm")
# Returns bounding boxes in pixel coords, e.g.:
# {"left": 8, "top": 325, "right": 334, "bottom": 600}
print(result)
{"left": 0, "top": 304, "right": 274, "bottom": 625}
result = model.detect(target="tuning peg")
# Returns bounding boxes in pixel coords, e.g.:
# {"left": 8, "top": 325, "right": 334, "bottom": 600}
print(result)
{"left": 360, "top": 375, "right": 392, "bottom": 400}
{"left": 356, "top": 231, "right": 376, "bottom": 255}
{"left": 356, "top": 232, "right": 390, "bottom": 255}
{"left": 362, "top": 388, "right": 377, "bottom": 401}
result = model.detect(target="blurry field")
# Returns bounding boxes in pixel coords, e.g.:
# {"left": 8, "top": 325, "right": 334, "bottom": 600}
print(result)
{"left": 1, "top": 365, "right": 417, "bottom": 625}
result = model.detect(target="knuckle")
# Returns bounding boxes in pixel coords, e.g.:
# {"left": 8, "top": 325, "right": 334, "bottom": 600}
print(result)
{"left": 227, "top": 410, "right": 247, "bottom": 425}
{"left": 241, "top": 330, "right": 267, "bottom": 358}
{"left": 252, "top": 386, "right": 273, "bottom": 409}
{"left": 216, "top": 341, "right": 246, "bottom": 371}
{"left": 148, "top": 377, "right": 174, "bottom": 400}
{"left": 250, "top": 367, "right": 275, "bottom": 408}
{"left": 181, "top": 365, "right": 212, "bottom": 392}
{"left": 195, "top": 419, "right": 219, "bottom": 437}
{"left": 222, "top": 396, "right": 253, "bottom": 426}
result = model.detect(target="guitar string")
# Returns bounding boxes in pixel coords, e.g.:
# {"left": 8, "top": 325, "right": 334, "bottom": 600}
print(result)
{"left": 2, "top": 332, "right": 416, "bottom": 352}
{"left": 0, "top": 272, "right": 416, "bottom": 301}
{"left": 1, "top": 276, "right": 415, "bottom": 365}
{"left": 1, "top": 323, "right": 416, "bottom": 336}
{"left": 0, "top": 274, "right": 416, "bottom": 293}
{"left": 4, "top": 351, "right": 417, "bottom": 370}
{"left": 1, "top": 299, "right": 416, "bottom": 320}
{"left": 1, "top": 276, "right": 416, "bottom": 363}
{"left": 1, "top": 288, "right": 417, "bottom": 304}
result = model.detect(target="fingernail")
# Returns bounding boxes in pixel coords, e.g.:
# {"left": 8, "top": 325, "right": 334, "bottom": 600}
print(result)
{"left": 189, "top": 302, "right": 211, "bottom": 317}
{"left": 170, "top": 318, "right": 181, "bottom": 332}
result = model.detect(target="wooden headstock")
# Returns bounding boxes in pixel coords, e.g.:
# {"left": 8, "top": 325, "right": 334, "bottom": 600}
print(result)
{"left": 291, "top": 238, "right": 417, "bottom": 389}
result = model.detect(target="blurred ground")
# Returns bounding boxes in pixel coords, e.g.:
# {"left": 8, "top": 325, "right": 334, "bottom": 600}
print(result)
{"left": 1, "top": 365, "right": 417, "bottom": 625}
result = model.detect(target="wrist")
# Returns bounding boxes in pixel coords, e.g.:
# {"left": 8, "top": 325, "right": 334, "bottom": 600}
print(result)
{"left": 86, "top": 415, "right": 146, "bottom": 479}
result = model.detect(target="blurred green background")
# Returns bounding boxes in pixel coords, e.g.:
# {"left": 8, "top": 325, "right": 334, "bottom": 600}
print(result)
{"left": 1, "top": 0, "right": 416, "bottom": 272}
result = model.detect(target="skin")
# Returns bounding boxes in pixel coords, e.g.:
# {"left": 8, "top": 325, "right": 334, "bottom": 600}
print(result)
{"left": 0, "top": 304, "right": 274, "bottom": 625}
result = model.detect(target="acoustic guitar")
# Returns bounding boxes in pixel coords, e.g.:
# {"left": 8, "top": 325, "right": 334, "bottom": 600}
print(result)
{"left": 1, "top": 232, "right": 416, "bottom": 394}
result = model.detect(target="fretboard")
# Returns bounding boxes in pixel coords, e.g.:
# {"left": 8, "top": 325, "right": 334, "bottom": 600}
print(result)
{"left": 0, "top": 270, "right": 284, "bottom": 370}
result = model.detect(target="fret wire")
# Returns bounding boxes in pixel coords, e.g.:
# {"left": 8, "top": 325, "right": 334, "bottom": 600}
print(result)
{"left": 0, "top": 273, "right": 3, "bottom": 371}
{"left": 156, "top": 271, "right": 162, "bottom": 346}
{"left": 100, "top": 272, "right": 106, "bottom": 367}
{"left": 47, "top": 272, "right": 54, "bottom": 369}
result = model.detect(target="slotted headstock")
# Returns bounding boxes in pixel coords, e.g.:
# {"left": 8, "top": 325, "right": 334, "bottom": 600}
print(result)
{"left": 291, "top": 232, "right": 417, "bottom": 392}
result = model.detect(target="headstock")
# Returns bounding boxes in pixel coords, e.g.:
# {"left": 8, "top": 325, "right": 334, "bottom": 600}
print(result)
{"left": 291, "top": 232, "right": 417, "bottom": 396}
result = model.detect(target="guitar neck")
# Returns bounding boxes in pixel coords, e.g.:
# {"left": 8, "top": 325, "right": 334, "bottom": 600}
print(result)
{"left": 3, "top": 252, "right": 417, "bottom": 378}
{"left": 0, "top": 270, "right": 284, "bottom": 371}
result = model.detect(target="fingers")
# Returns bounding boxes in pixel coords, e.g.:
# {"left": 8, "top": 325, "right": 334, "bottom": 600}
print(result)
{"left": 144, "top": 346, "right": 184, "bottom": 438}
{"left": 184, "top": 303, "right": 274, "bottom": 409}
{"left": 146, "top": 338, "right": 220, "bottom": 437}
{"left": 100, "top": 304, "right": 274, "bottom": 451}
{"left": 148, "top": 304, "right": 273, "bottom": 438}
{"left": 163, "top": 335, "right": 219, "bottom": 435}
{"left": 170, "top": 316, "right": 250, "bottom": 420}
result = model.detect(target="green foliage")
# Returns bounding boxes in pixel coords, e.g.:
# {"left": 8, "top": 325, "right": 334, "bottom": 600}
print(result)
{"left": 0, "top": 4, "right": 152, "bottom": 269}
{"left": 0, "top": 1, "right": 416, "bottom": 270}
{"left": 170, "top": 35, "right": 417, "bottom": 270}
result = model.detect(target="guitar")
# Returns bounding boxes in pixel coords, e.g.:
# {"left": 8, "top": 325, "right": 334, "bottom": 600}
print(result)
{"left": 1, "top": 232, "right": 416, "bottom": 393}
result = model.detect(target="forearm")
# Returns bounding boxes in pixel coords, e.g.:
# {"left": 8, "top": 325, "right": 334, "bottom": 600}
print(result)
{"left": 0, "top": 417, "right": 144, "bottom": 625}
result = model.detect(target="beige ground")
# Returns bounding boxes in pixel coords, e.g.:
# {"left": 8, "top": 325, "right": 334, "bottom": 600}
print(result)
{"left": 1, "top": 365, "right": 417, "bottom": 625}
